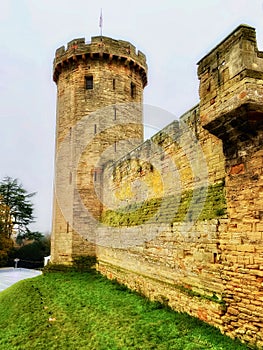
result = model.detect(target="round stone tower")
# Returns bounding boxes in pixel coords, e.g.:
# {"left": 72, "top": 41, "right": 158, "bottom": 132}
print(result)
{"left": 51, "top": 35, "right": 148, "bottom": 264}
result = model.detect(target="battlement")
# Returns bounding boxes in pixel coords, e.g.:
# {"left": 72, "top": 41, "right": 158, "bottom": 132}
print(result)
{"left": 197, "top": 24, "right": 260, "bottom": 72}
{"left": 53, "top": 36, "right": 147, "bottom": 86}
{"left": 197, "top": 24, "right": 263, "bottom": 138}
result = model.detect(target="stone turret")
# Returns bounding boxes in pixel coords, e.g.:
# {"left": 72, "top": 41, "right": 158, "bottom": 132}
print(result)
{"left": 198, "top": 24, "right": 263, "bottom": 154}
{"left": 53, "top": 36, "right": 147, "bottom": 85}
{"left": 198, "top": 25, "right": 263, "bottom": 343}
{"left": 51, "top": 36, "right": 148, "bottom": 264}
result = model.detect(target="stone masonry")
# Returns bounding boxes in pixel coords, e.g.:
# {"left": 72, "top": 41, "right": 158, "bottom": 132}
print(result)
{"left": 51, "top": 36, "right": 147, "bottom": 264}
{"left": 51, "top": 25, "right": 263, "bottom": 347}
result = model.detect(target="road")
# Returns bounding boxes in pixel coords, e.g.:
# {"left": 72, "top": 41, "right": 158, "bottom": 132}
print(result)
{"left": 0, "top": 268, "right": 42, "bottom": 292}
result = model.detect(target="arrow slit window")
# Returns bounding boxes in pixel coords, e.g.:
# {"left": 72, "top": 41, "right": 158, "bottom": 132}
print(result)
{"left": 131, "top": 82, "right": 136, "bottom": 98}
{"left": 85, "top": 76, "right": 93, "bottom": 89}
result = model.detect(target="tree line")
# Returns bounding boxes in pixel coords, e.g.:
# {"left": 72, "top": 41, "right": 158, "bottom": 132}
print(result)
{"left": 0, "top": 177, "right": 50, "bottom": 268}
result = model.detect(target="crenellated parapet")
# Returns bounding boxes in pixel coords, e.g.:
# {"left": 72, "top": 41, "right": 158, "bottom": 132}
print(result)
{"left": 198, "top": 24, "right": 263, "bottom": 148}
{"left": 53, "top": 36, "right": 147, "bottom": 86}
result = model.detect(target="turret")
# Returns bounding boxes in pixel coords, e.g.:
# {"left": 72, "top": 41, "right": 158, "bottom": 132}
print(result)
{"left": 51, "top": 35, "right": 148, "bottom": 264}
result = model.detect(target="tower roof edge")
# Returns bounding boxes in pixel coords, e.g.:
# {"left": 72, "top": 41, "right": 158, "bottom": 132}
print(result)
{"left": 53, "top": 35, "right": 147, "bottom": 85}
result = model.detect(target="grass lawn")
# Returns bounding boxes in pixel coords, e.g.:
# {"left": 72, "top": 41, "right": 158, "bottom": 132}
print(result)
{"left": 0, "top": 270, "right": 251, "bottom": 350}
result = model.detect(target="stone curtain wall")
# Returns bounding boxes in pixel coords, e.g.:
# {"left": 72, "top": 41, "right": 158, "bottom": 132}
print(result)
{"left": 101, "top": 106, "right": 226, "bottom": 225}
{"left": 97, "top": 105, "right": 227, "bottom": 329}
{"left": 97, "top": 25, "right": 263, "bottom": 348}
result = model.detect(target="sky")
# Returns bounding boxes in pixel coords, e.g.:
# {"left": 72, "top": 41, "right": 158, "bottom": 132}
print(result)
{"left": 0, "top": 0, "right": 263, "bottom": 233}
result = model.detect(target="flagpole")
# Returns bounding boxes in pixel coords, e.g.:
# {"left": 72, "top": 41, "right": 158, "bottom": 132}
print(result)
{"left": 99, "top": 9, "right": 103, "bottom": 37}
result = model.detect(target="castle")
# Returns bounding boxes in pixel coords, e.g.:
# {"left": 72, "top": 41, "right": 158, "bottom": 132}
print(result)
{"left": 51, "top": 25, "right": 263, "bottom": 347}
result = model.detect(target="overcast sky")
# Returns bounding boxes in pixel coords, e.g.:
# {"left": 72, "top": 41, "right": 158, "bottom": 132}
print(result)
{"left": 0, "top": 0, "right": 262, "bottom": 233}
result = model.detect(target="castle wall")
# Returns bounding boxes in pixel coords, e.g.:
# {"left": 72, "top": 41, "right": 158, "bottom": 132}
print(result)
{"left": 96, "top": 25, "right": 263, "bottom": 348}
{"left": 197, "top": 25, "right": 263, "bottom": 345}
{"left": 52, "top": 25, "right": 263, "bottom": 347}
{"left": 97, "top": 104, "right": 228, "bottom": 331}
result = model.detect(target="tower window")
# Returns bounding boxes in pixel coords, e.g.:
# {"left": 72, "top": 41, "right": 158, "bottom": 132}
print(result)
{"left": 131, "top": 82, "right": 136, "bottom": 98}
{"left": 93, "top": 168, "right": 101, "bottom": 182}
{"left": 113, "top": 105, "right": 117, "bottom": 120}
{"left": 85, "top": 76, "right": 93, "bottom": 89}
{"left": 94, "top": 124, "right": 97, "bottom": 134}
{"left": 113, "top": 78, "right": 116, "bottom": 90}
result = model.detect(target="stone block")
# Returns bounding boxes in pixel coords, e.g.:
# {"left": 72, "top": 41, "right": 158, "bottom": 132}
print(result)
{"left": 237, "top": 244, "right": 255, "bottom": 252}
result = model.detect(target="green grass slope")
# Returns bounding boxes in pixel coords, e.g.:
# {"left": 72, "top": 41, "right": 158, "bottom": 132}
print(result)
{"left": 0, "top": 271, "right": 251, "bottom": 350}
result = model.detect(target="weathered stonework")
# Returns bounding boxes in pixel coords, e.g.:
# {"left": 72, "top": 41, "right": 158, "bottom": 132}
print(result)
{"left": 51, "top": 25, "right": 263, "bottom": 347}
{"left": 197, "top": 24, "right": 263, "bottom": 346}
{"left": 51, "top": 36, "right": 147, "bottom": 264}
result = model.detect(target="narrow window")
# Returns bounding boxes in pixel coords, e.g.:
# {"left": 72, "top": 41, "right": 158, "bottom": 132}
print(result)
{"left": 114, "top": 141, "right": 117, "bottom": 152}
{"left": 213, "top": 253, "right": 217, "bottom": 263}
{"left": 94, "top": 124, "right": 97, "bottom": 134}
{"left": 113, "top": 105, "right": 117, "bottom": 120}
{"left": 85, "top": 76, "right": 93, "bottom": 89}
{"left": 113, "top": 78, "right": 116, "bottom": 90}
{"left": 131, "top": 82, "right": 136, "bottom": 98}
{"left": 66, "top": 222, "right": 69, "bottom": 233}
{"left": 94, "top": 170, "right": 97, "bottom": 182}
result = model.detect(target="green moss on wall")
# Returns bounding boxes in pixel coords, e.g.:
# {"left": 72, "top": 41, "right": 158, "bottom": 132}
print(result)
{"left": 101, "top": 180, "right": 226, "bottom": 227}
{"left": 176, "top": 284, "right": 226, "bottom": 308}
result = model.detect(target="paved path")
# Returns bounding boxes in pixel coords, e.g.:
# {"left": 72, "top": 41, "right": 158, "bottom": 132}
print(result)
{"left": 0, "top": 268, "right": 42, "bottom": 292}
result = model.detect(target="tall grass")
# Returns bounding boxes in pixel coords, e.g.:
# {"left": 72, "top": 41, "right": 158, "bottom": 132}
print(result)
{"left": 0, "top": 271, "right": 251, "bottom": 349}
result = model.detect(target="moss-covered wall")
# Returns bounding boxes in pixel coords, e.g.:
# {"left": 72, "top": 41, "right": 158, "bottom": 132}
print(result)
{"left": 97, "top": 25, "right": 263, "bottom": 348}
{"left": 97, "top": 104, "right": 228, "bottom": 331}
{"left": 101, "top": 181, "right": 226, "bottom": 227}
